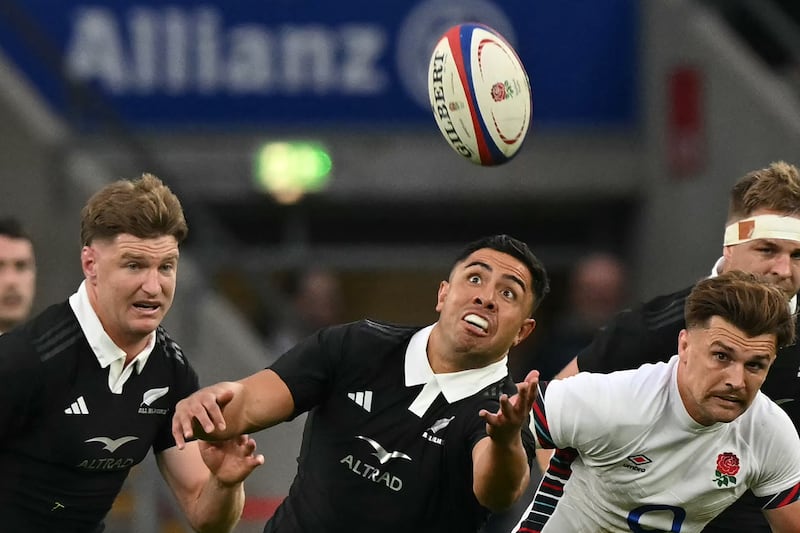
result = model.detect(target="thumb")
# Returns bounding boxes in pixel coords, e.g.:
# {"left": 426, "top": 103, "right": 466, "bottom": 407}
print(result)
{"left": 216, "top": 387, "right": 236, "bottom": 407}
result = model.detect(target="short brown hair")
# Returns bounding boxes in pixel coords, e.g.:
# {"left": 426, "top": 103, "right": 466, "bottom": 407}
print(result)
{"left": 727, "top": 161, "right": 800, "bottom": 223}
{"left": 685, "top": 271, "right": 795, "bottom": 349}
{"left": 80, "top": 173, "right": 188, "bottom": 246}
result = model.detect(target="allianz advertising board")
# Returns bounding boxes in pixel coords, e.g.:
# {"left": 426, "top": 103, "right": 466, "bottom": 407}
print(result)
{"left": 0, "top": 0, "right": 636, "bottom": 130}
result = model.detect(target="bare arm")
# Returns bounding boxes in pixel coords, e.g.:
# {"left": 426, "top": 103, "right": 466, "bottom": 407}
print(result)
{"left": 764, "top": 499, "right": 800, "bottom": 533}
{"left": 172, "top": 369, "right": 295, "bottom": 447}
{"left": 534, "top": 356, "right": 579, "bottom": 473}
{"left": 472, "top": 370, "right": 539, "bottom": 511}
{"left": 157, "top": 436, "right": 264, "bottom": 532}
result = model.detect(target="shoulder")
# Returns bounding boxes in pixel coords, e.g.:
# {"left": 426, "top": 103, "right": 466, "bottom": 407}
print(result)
{"left": 325, "top": 319, "right": 420, "bottom": 349}
{"left": 744, "top": 394, "right": 798, "bottom": 435}
{"left": 639, "top": 285, "right": 692, "bottom": 330}
{"left": 551, "top": 359, "right": 672, "bottom": 407}
{"left": 154, "top": 326, "right": 190, "bottom": 367}
{"left": 12, "top": 301, "right": 83, "bottom": 363}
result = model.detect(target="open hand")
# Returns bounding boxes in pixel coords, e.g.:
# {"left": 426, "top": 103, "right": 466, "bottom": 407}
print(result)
{"left": 478, "top": 370, "right": 539, "bottom": 444}
{"left": 198, "top": 434, "right": 265, "bottom": 486}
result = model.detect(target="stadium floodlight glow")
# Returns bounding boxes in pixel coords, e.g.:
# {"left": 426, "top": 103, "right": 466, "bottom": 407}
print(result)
{"left": 254, "top": 141, "right": 332, "bottom": 204}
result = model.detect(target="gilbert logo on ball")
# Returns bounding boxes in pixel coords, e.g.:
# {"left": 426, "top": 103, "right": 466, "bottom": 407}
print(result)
{"left": 428, "top": 23, "right": 532, "bottom": 166}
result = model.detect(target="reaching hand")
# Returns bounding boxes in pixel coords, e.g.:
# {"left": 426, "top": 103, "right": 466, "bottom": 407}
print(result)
{"left": 478, "top": 370, "right": 539, "bottom": 445}
{"left": 172, "top": 382, "right": 240, "bottom": 449}
{"left": 198, "top": 434, "right": 265, "bottom": 487}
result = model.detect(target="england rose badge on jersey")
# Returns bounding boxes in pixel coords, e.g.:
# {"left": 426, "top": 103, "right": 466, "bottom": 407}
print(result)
{"left": 713, "top": 452, "right": 740, "bottom": 487}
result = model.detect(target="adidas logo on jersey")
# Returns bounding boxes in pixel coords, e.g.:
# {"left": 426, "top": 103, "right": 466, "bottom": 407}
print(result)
{"left": 348, "top": 391, "right": 373, "bottom": 412}
{"left": 65, "top": 396, "right": 89, "bottom": 415}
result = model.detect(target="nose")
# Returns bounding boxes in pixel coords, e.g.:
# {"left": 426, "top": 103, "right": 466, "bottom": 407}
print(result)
{"left": 141, "top": 267, "right": 161, "bottom": 295}
{"left": 724, "top": 363, "right": 746, "bottom": 390}
{"left": 473, "top": 287, "right": 496, "bottom": 310}
{"left": 0, "top": 266, "right": 17, "bottom": 287}
{"left": 771, "top": 253, "right": 792, "bottom": 279}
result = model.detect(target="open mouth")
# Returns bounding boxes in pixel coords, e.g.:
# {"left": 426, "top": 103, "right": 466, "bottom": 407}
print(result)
{"left": 464, "top": 313, "right": 489, "bottom": 333}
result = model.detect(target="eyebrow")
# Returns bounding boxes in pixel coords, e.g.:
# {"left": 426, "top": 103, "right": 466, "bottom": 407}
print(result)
{"left": 709, "top": 340, "right": 772, "bottom": 361}
{"left": 464, "top": 260, "right": 528, "bottom": 293}
{"left": 120, "top": 251, "right": 179, "bottom": 262}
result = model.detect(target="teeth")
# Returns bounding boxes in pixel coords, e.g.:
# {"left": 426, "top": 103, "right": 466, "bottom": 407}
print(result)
{"left": 465, "top": 314, "right": 488, "bottom": 331}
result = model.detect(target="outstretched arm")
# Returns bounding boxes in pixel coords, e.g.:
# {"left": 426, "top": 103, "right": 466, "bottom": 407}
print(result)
{"left": 172, "top": 369, "right": 294, "bottom": 448}
{"left": 157, "top": 435, "right": 264, "bottom": 532}
{"left": 472, "top": 370, "right": 539, "bottom": 511}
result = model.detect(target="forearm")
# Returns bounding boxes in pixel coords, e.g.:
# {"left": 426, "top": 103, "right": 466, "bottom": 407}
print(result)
{"left": 473, "top": 436, "right": 530, "bottom": 511}
{"left": 186, "top": 477, "right": 245, "bottom": 533}
{"left": 535, "top": 448, "right": 554, "bottom": 474}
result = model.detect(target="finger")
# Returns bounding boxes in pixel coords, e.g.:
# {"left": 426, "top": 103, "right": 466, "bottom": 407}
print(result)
{"left": 525, "top": 369, "right": 540, "bottom": 384}
{"left": 171, "top": 414, "right": 189, "bottom": 449}
{"left": 190, "top": 404, "right": 219, "bottom": 435}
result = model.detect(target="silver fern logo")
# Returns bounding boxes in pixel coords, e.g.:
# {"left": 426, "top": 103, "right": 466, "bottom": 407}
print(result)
{"left": 139, "top": 386, "right": 170, "bottom": 414}
{"left": 429, "top": 416, "right": 455, "bottom": 433}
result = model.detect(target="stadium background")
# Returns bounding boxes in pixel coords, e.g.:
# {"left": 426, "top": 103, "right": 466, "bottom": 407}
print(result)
{"left": 0, "top": 0, "right": 799, "bottom": 531}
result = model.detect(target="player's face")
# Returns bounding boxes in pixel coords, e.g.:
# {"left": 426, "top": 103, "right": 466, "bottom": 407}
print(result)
{"left": 0, "top": 235, "right": 35, "bottom": 333}
{"left": 434, "top": 248, "right": 536, "bottom": 369}
{"left": 723, "top": 211, "right": 800, "bottom": 298}
{"left": 677, "top": 316, "right": 776, "bottom": 425}
{"left": 82, "top": 233, "right": 179, "bottom": 352}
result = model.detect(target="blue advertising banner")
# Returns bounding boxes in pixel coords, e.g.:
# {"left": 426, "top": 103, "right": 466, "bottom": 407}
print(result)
{"left": 0, "top": 0, "right": 637, "bottom": 130}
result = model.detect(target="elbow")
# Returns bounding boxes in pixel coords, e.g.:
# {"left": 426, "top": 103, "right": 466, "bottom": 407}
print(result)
{"left": 476, "top": 490, "right": 522, "bottom": 513}
{"left": 474, "top": 473, "right": 530, "bottom": 512}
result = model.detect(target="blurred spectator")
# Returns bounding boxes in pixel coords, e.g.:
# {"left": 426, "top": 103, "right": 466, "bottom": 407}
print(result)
{"left": 267, "top": 267, "right": 345, "bottom": 356}
{"left": 0, "top": 217, "right": 36, "bottom": 334}
{"left": 510, "top": 252, "right": 628, "bottom": 381}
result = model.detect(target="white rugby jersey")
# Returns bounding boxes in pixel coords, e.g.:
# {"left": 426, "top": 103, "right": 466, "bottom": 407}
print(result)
{"left": 529, "top": 356, "right": 800, "bottom": 533}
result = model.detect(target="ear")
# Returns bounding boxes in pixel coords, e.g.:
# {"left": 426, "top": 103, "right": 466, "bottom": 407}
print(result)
{"left": 81, "top": 246, "right": 97, "bottom": 283}
{"left": 512, "top": 318, "right": 536, "bottom": 347}
{"left": 677, "top": 329, "right": 689, "bottom": 362}
{"left": 435, "top": 280, "right": 449, "bottom": 313}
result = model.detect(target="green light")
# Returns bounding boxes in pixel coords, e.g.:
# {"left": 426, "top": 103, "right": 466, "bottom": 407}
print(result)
{"left": 254, "top": 141, "right": 332, "bottom": 202}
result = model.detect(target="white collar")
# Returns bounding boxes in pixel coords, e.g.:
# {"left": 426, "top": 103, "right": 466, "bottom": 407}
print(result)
{"left": 710, "top": 257, "right": 797, "bottom": 313}
{"left": 68, "top": 281, "right": 155, "bottom": 392}
{"left": 404, "top": 323, "right": 509, "bottom": 417}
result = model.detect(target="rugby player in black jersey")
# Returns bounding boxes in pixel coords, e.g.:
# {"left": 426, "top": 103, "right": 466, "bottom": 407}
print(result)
{"left": 174, "top": 234, "right": 550, "bottom": 532}
{"left": 0, "top": 174, "right": 263, "bottom": 532}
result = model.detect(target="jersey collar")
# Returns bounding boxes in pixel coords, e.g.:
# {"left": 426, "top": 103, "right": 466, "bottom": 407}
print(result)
{"left": 69, "top": 281, "right": 156, "bottom": 393}
{"left": 404, "top": 324, "right": 509, "bottom": 417}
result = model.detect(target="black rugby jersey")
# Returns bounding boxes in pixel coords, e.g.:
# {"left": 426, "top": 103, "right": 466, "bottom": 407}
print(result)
{"left": 530, "top": 284, "right": 800, "bottom": 533}
{"left": 266, "top": 319, "right": 536, "bottom": 533}
{"left": 0, "top": 301, "right": 198, "bottom": 532}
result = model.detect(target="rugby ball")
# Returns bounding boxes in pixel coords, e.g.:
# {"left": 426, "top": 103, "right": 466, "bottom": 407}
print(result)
{"left": 428, "top": 23, "right": 532, "bottom": 166}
